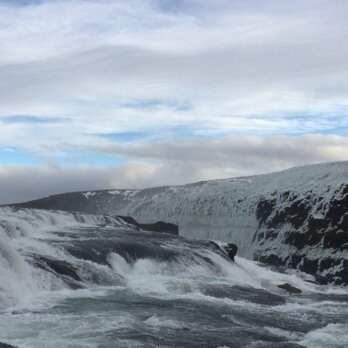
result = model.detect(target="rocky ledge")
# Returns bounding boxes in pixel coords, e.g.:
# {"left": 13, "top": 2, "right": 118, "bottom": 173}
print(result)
{"left": 254, "top": 183, "right": 348, "bottom": 285}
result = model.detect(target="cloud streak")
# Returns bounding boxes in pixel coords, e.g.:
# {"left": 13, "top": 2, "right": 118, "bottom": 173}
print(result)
{"left": 1, "top": 0, "right": 348, "bottom": 137}
{"left": 1, "top": 134, "right": 347, "bottom": 204}
{"left": 0, "top": 0, "right": 347, "bottom": 202}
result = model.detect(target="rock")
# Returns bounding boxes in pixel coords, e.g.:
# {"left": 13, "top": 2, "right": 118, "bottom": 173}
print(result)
{"left": 258, "top": 254, "right": 283, "bottom": 267}
{"left": 0, "top": 343, "right": 17, "bottom": 348}
{"left": 314, "top": 274, "right": 328, "bottom": 285}
{"left": 30, "top": 255, "right": 84, "bottom": 289}
{"left": 225, "top": 243, "right": 238, "bottom": 261}
{"left": 119, "top": 216, "right": 179, "bottom": 235}
{"left": 37, "top": 256, "right": 82, "bottom": 281}
{"left": 256, "top": 198, "right": 277, "bottom": 224}
{"left": 277, "top": 283, "right": 302, "bottom": 294}
{"left": 255, "top": 185, "right": 348, "bottom": 286}
{"left": 300, "top": 258, "right": 319, "bottom": 274}
{"left": 208, "top": 241, "right": 238, "bottom": 262}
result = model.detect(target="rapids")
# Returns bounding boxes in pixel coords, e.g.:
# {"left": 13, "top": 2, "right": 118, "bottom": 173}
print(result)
{"left": 0, "top": 207, "right": 347, "bottom": 348}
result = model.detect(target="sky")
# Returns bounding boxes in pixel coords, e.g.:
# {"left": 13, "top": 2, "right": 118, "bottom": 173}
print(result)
{"left": 0, "top": 0, "right": 348, "bottom": 204}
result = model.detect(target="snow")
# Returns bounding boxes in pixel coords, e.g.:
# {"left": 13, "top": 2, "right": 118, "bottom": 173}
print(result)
{"left": 83, "top": 162, "right": 347, "bottom": 260}
{"left": 108, "top": 190, "right": 121, "bottom": 195}
{"left": 108, "top": 190, "right": 139, "bottom": 197}
{"left": 82, "top": 191, "right": 96, "bottom": 199}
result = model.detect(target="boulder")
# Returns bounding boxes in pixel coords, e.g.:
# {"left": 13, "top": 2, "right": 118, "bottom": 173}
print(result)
{"left": 277, "top": 283, "right": 302, "bottom": 294}
{"left": 119, "top": 216, "right": 179, "bottom": 235}
{"left": 0, "top": 343, "right": 17, "bottom": 348}
{"left": 225, "top": 243, "right": 238, "bottom": 261}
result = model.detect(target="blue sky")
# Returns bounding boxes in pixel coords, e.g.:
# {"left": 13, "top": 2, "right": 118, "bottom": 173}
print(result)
{"left": 0, "top": 0, "right": 347, "bottom": 203}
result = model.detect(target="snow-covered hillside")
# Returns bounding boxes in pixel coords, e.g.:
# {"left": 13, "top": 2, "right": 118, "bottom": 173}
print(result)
{"left": 14, "top": 161, "right": 348, "bottom": 285}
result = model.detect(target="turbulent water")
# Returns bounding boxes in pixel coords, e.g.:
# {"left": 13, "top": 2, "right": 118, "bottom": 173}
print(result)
{"left": 0, "top": 208, "right": 347, "bottom": 348}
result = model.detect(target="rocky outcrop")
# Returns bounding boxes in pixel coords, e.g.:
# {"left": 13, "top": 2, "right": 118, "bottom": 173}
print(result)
{"left": 277, "top": 283, "right": 302, "bottom": 294}
{"left": 118, "top": 216, "right": 179, "bottom": 235}
{"left": 30, "top": 255, "right": 84, "bottom": 289}
{"left": 0, "top": 343, "right": 17, "bottom": 348}
{"left": 254, "top": 184, "right": 348, "bottom": 285}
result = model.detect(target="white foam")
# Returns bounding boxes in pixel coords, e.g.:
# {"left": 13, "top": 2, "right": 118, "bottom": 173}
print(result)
{"left": 0, "top": 207, "right": 124, "bottom": 309}
{"left": 0, "top": 206, "right": 346, "bottom": 347}
{"left": 0, "top": 307, "right": 136, "bottom": 348}
{"left": 144, "top": 315, "right": 185, "bottom": 329}
{"left": 105, "top": 240, "right": 347, "bottom": 304}
{"left": 299, "top": 323, "right": 348, "bottom": 348}
{"left": 264, "top": 326, "right": 304, "bottom": 340}
{"left": 0, "top": 238, "right": 38, "bottom": 308}
{"left": 0, "top": 205, "right": 343, "bottom": 312}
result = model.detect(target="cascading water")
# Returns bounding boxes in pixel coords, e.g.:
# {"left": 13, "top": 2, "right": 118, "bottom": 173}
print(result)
{"left": 0, "top": 207, "right": 347, "bottom": 348}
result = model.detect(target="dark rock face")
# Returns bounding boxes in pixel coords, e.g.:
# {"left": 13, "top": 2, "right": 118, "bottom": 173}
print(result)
{"left": 254, "top": 184, "right": 348, "bottom": 285}
{"left": 315, "top": 274, "right": 328, "bottom": 285}
{"left": 208, "top": 242, "right": 239, "bottom": 262}
{"left": 0, "top": 343, "right": 17, "bottom": 348}
{"left": 224, "top": 243, "right": 238, "bottom": 261}
{"left": 258, "top": 254, "right": 284, "bottom": 267}
{"left": 277, "top": 283, "right": 302, "bottom": 294}
{"left": 118, "top": 216, "right": 179, "bottom": 235}
{"left": 256, "top": 198, "right": 277, "bottom": 224}
{"left": 37, "top": 256, "right": 82, "bottom": 281}
{"left": 30, "top": 255, "right": 84, "bottom": 289}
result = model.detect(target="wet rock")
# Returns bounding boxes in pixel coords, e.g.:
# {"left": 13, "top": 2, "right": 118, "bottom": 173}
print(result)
{"left": 209, "top": 241, "right": 238, "bottom": 262}
{"left": 314, "top": 274, "right": 328, "bottom": 285}
{"left": 307, "top": 215, "right": 327, "bottom": 233}
{"left": 326, "top": 193, "right": 348, "bottom": 225}
{"left": 300, "top": 258, "right": 319, "bottom": 274}
{"left": 287, "top": 254, "right": 303, "bottom": 268}
{"left": 37, "top": 256, "right": 82, "bottom": 281}
{"left": 340, "top": 213, "right": 348, "bottom": 230}
{"left": 327, "top": 259, "right": 348, "bottom": 286}
{"left": 0, "top": 343, "right": 17, "bottom": 348}
{"left": 322, "top": 230, "right": 348, "bottom": 249}
{"left": 119, "top": 216, "right": 179, "bottom": 235}
{"left": 265, "top": 198, "right": 311, "bottom": 230}
{"left": 30, "top": 255, "right": 84, "bottom": 288}
{"left": 255, "top": 185, "right": 348, "bottom": 286}
{"left": 285, "top": 231, "right": 308, "bottom": 249}
{"left": 277, "top": 283, "right": 302, "bottom": 294}
{"left": 319, "top": 257, "right": 341, "bottom": 272}
{"left": 225, "top": 243, "right": 238, "bottom": 261}
{"left": 264, "top": 229, "right": 279, "bottom": 241}
{"left": 256, "top": 198, "right": 277, "bottom": 224}
{"left": 258, "top": 254, "right": 283, "bottom": 267}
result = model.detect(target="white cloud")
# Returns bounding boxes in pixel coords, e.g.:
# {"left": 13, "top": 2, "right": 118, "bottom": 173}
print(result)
{"left": 0, "top": 0, "right": 348, "bottom": 152}
{"left": 0, "top": 0, "right": 347, "bottom": 203}
{"left": 97, "top": 134, "right": 348, "bottom": 168}
{"left": 0, "top": 134, "right": 347, "bottom": 204}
